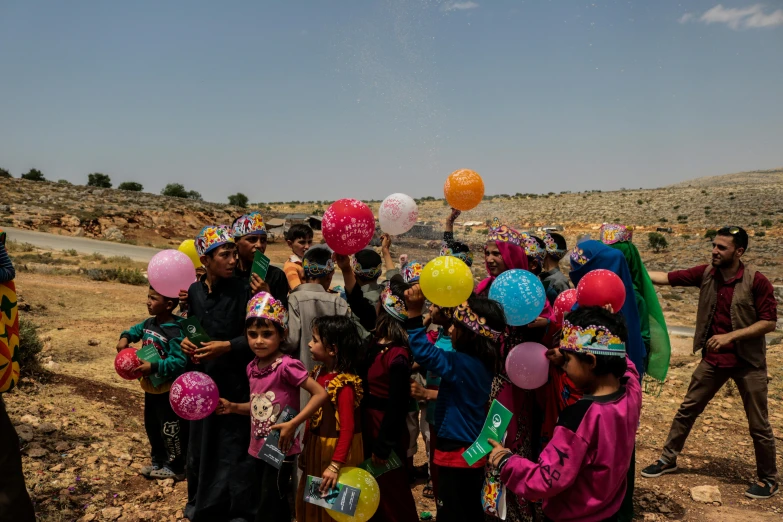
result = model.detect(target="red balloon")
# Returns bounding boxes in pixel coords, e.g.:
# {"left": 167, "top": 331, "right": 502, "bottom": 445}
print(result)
{"left": 553, "top": 288, "right": 578, "bottom": 325}
{"left": 576, "top": 269, "right": 626, "bottom": 313}
{"left": 114, "top": 348, "right": 142, "bottom": 380}
{"left": 322, "top": 199, "right": 376, "bottom": 256}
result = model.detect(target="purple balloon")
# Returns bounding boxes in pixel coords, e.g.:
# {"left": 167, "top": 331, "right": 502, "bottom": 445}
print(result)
{"left": 169, "top": 372, "right": 219, "bottom": 421}
{"left": 147, "top": 249, "right": 196, "bottom": 298}
{"left": 505, "top": 342, "right": 549, "bottom": 390}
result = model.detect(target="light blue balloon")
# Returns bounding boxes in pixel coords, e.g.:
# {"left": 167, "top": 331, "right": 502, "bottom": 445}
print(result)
{"left": 488, "top": 269, "right": 546, "bottom": 326}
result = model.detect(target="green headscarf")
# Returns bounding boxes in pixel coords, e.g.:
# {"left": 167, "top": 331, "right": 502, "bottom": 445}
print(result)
{"left": 609, "top": 241, "right": 671, "bottom": 395}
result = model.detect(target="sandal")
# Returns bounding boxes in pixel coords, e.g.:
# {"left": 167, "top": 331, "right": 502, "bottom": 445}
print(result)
{"left": 423, "top": 480, "right": 434, "bottom": 499}
{"left": 140, "top": 464, "right": 160, "bottom": 478}
{"left": 149, "top": 466, "right": 185, "bottom": 481}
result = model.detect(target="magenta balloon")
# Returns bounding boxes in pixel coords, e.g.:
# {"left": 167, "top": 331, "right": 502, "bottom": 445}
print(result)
{"left": 505, "top": 342, "right": 549, "bottom": 390}
{"left": 147, "top": 249, "right": 197, "bottom": 298}
{"left": 169, "top": 371, "right": 219, "bottom": 421}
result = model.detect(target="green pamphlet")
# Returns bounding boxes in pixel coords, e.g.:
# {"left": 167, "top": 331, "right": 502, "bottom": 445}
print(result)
{"left": 181, "top": 316, "right": 211, "bottom": 346}
{"left": 462, "top": 400, "right": 513, "bottom": 466}
{"left": 358, "top": 450, "right": 402, "bottom": 478}
{"left": 251, "top": 250, "right": 271, "bottom": 281}
{"left": 136, "top": 344, "right": 166, "bottom": 388}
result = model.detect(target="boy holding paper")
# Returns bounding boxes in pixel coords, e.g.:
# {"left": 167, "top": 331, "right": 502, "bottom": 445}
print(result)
{"left": 116, "top": 287, "right": 188, "bottom": 481}
{"left": 231, "top": 212, "right": 290, "bottom": 308}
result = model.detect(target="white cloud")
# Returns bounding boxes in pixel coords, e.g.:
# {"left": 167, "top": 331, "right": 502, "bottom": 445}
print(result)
{"left": 682, "top": 4, "right": 783, "bottom": 30}
{"left": 442, "top": 1, "right": 479, "bottom": 12}
{"left": 678, "top": 13, "right": 695, "bottom": 24}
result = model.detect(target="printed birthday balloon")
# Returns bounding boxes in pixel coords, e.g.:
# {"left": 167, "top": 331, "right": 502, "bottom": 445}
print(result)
{"left": 488, "top": 269, "right": 546, "bottom": 326}
{"left": 322, "top": 199, "right": 376, "bottom": 256}
{"left": 330, "top": 467, "right": 381, "bottom": 522}
{"left": 379, "top": 193, "right": 419, "bottom": 236}
{"left": 419, "top": 256, "right": 474, "bottom": 308}
{"left": 505, "top": 342, "right": 549, "bottom": 390}
{"left": 576, "top": 269, "right": 626, "bottom": 313}
{"left": 148, "top": 249, "right": 197, "bottom": 298}
{"left": 169, "top": 371, "right": 219, "bottom": 421}
{"left": 553, "top": 288, "right": 578, "bottom": 325}
{"left": 444, "top": 169, "right": 484, "bottom": 211}
{"left": 114, "top": 348, "right": 142, "bottom": 380}
{"left": 178, "top": 239, "right": 202, "bottom": 269}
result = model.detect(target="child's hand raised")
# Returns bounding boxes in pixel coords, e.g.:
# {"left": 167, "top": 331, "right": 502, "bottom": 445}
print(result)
{"left": 333, "top": 253, "right": 351, "bottom": 272}
{"left": 270, "top": 420, "right": 297, "bottom": 453}
{"left": 381, "top": 233, "right": 392, "bottom": 252}
{"left": 403, "top": 285, "right": 426, "bottom": 318}
{"left": 446, "top": 208, "right": 461, "bottom": 224}
{"left": 250, "top": 273, "right": 269, "bottom": 295}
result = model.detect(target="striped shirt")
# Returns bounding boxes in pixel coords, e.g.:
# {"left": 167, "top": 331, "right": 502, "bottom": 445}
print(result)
{"left": 0, "top": 244, "right": 15, "bottom": 283}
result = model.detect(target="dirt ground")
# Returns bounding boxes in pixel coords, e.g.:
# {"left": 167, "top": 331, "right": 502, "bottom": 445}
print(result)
{"left": 5, "top": 270, "right": 783, "bottom": 521}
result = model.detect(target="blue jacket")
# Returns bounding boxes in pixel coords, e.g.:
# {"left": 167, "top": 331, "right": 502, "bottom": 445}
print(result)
{"left": 407, "top": 316, "right": 493, "bottom": 447}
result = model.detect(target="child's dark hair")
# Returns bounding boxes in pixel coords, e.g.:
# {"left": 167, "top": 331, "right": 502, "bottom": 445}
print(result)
{"left": 303, "top": 246, "right": 333, "bottom": 266}
{"left": 374, "top": 275, "right": 410, "bottom": 347}
{"left": 311, "top": 316, "right": 362, "bottom": 374}
{"left": 245, "top": 317, "right": 288, "bottom": 347}
{"left": 286, "top": 224, "right": 314, "bottom": 242}
{"left": 353, "top": 249, "right": 382, "bottom": 283}
{"left": 548, "top": 232, "right": 567, "bottom": 252}
{"left": 204, "top": 242, "right": 236, "bottom": 259}
{"left": 149, "top": 286, "right": 178, "bottom": 310}
{"left": 565, "top": 306, "right": 629, "bottom": 379}
{"left": 452, "top": 294, "right": 506, "bottom": 373}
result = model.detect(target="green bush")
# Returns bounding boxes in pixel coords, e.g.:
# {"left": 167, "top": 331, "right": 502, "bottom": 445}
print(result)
{"left": 18, "top": 317, "right": 44, "bottom": 372}
{"left": 6, "top": 241, "right": 35, "bottom": 253}
{"left": 648, "top": 232, "right": 668, "bottom": 253}
{"left": 677, "top": 215, "right": 688, "bottom": 221}
{"left": 228, "top": 193, "right": 249, "bottom": 208}
{"left": 87, "top": 173, "right": 112, "bottom": 188}
{"left": 161, "top": 183, "right": 202, "bottom": 200}
{"left": 761, "top": 219, "right": 773, "bottom": 227}
{"left": 83, "top": 268, "right": 147, "bottom": 286}
{"left": 118, "top": 181, "right": 144, "bottom": 192}
{"left": 63, "top": 249, "right": 78, "bottom": 256}
{"left": 637, "top": 199, "right": 643, "bottom": 205}
{"left": 57, "top": 179, "right": 72, "bottom": 185}
{"left": 0, "top": 168, "right": 11, "bottom": 179}
{"left": 21, "top": 169, "right": 45, "bottom": 182}
{"left": 755, "top": 231, "right": 766, "bottom": 237}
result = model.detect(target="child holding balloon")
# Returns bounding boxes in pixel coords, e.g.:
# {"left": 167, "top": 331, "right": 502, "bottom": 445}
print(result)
{"left": 215, "top": 291, "right": 327, "bottom": 522}
{"left": 116, "top": 287, "right": 188, "bottom": 481}
{"left": 404, "top": 286, "right": 506, "bottom": 522}
{"left": 487, "top": 306, "right": 642, "bottom": 522}
{"left": 296, "top": 315, "right": 366, "bottom": 522}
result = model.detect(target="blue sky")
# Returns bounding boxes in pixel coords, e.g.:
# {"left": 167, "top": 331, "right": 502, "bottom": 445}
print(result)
{"left": 1, "top": 1, "right": 781, "bottom": 203}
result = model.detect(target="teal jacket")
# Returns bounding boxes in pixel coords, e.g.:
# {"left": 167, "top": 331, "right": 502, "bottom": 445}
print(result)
{"left": 120, "top": 317, "right": 187, "bottom": 382}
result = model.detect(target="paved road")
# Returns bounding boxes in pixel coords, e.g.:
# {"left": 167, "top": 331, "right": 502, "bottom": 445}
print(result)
{"left": 3, "top": 226, "right": 345, "bottom": 285}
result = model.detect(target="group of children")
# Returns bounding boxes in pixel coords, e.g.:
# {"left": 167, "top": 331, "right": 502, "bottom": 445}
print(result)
{"left": 118, "top": 210, "right": 645, "bottom": 522}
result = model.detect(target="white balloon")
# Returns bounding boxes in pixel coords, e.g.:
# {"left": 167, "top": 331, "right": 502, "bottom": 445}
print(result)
{"left": 379, "top": 193, "right": 419, "bottom": 235}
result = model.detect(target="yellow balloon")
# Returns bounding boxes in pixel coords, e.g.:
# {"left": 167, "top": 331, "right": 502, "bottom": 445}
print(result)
{"left": 420, "top": 256, "right": 474, "bottom": 308}
{"left": 178, "top": 240, "right": 202, "bottom": 269}
{"left": 330, "top": 467, "right": 380, "bottom": 522}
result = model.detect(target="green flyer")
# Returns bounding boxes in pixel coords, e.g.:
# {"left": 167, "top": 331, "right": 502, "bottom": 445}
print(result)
{"left": 462, "top": 400, "right": 513, "bottom": 466}
{"left": 181, "top": 316, "right": 211, "bottom": 346}
{"left": 136, "top": 344, "right": 165, "bottom": 388}
{"left": 251, "top": 250, "right": 271, "bottom": 281}
{"left": 358, "top": 450, "right": 402, "bottom": 478}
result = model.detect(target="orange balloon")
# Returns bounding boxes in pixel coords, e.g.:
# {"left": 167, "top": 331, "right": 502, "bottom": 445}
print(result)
{"left": 444, "top": 169, "right": 484, "bottom": 211}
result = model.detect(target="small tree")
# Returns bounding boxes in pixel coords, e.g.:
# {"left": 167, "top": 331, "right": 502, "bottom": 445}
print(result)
{"left": 57, "top": 179, "right": 72, "bottom": 185}
{"left": 0, "top": 168, "right": 11, "bottom": 179}
{"left": 118, "top": 181, "right": 144, "bottom": 192}
{"left": 648, "top": 232, "right": 668, "bottom": 253}
{"left": 21, "top": 168, "right": 45, "bottom": 182}
{"left": 187, "top": 190, "right": 202, "bottom": 201}
{"left": 761, "top": 219, "right": 773, "bottom": 227}
{"left": 705, "top": 229, "right": 718, "bottom": 241}
{"left": 87, "top": 173, "right": 112, "bottom": 188}
{"left": 161, "top": 183, "right": 189, "bottom": 198}
{"left": 228, "top": 192, "right": 249, "bottom": 208}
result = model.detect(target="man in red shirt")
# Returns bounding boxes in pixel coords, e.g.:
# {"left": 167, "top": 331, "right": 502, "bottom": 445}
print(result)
{"left": 640, "top": 227, "right": 778, "bottom": 499}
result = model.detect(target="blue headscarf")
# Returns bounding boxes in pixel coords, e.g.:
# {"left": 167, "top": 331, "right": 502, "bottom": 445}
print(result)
{"left": 568, "top": 240, "right": 646, "bottom": 379}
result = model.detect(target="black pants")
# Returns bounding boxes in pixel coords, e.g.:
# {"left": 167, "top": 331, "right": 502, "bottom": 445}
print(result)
{"left": 436, "top": 466, "right": 485, "bottom": 522}
{"left": 255, "top": 457, "right": 294, "bottom": 522}
{"left": 0, "top": 396, "right": 35, "bottom": 522}
{"left": 144, "top": 391, "right": 188, "bottom": 472}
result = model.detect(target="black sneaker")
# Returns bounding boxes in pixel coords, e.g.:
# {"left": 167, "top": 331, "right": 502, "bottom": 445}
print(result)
{"left": 745, "top": 480, "right": 779, "bottom": 499}
{"left": 640, "top": 460, "right": 678, "bottom": 478}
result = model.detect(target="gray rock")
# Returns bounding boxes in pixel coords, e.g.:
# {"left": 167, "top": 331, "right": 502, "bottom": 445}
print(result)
{"left": 102, "top": 226, "right": 124, "bottom": 241}
{"left": 690, "top": 485, "right": 721, "bottom": 504}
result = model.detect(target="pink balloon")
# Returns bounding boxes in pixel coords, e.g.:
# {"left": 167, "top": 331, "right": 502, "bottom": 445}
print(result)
{"left": 505, "top": 343, "right": 549, "bottom": 390}
{"left": 169, "top": 371, "right": 219, "bottom": 421}
{"left": 553, "top": 289, "right": 578, "bottom": 325}
{"left": 322, "top": 199, "right": 376, "bottom": 255}
{"left": 114, "top": 348, "right": 142, "bottom": 380}
{"left": 576, "top": 269, "right": 626, "bottom": 313}
{"left": 147, "top": 249, "right": 197, "bottom": 298}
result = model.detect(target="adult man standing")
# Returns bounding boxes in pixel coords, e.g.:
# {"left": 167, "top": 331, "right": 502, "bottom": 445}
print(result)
{"left": 640, "top": 227, "right": 778, "bottom": 499}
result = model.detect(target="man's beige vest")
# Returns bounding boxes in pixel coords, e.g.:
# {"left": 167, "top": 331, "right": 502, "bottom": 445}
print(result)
{"left": 693, "top": 265, "right": 766, "bottom": 368}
